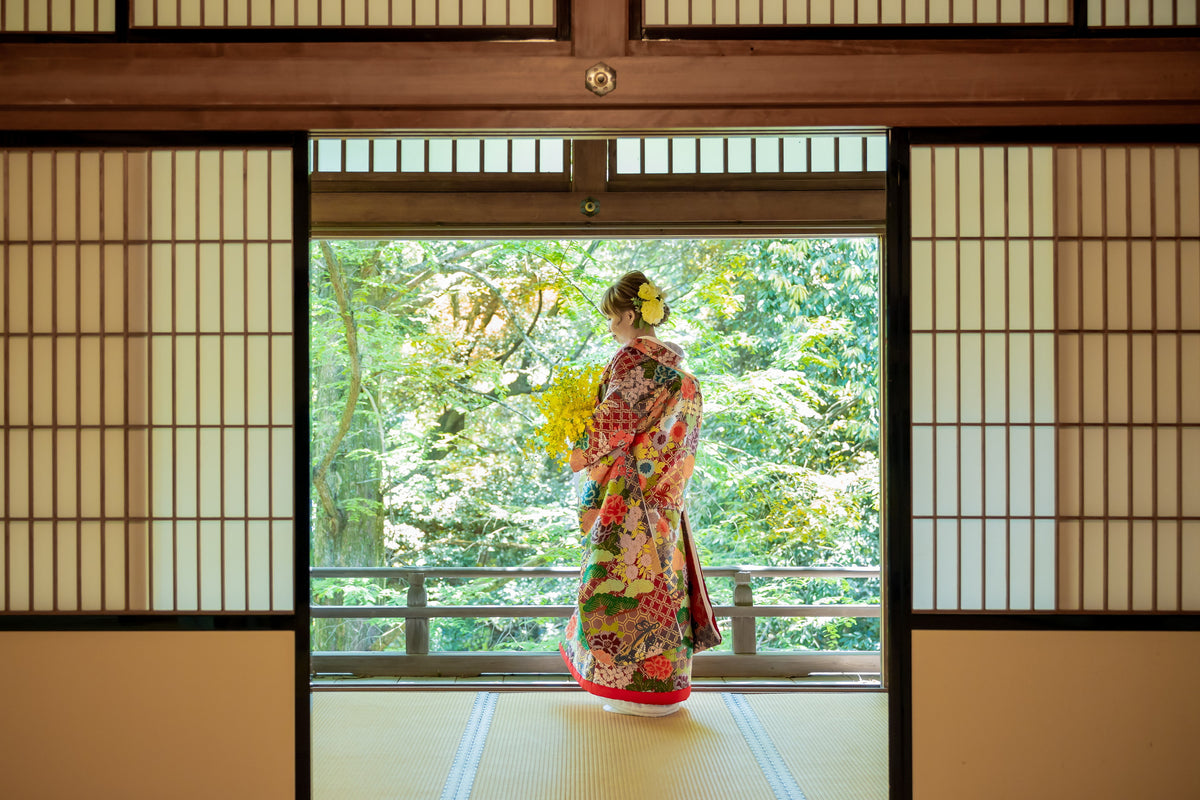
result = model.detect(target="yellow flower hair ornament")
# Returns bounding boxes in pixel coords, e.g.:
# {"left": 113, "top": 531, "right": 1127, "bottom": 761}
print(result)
{"left": 632, "top": 282, "right": 665, "bottom": 327}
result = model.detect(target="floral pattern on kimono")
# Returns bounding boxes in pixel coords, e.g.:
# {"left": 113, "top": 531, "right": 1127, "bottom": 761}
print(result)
{"left": 560, "top": 337, "right": 722, "bottom": 705}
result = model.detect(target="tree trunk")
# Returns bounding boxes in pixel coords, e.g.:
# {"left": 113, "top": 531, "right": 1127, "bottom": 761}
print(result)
{"left": 311, "top": 242, "right": 389, "bottom": 652}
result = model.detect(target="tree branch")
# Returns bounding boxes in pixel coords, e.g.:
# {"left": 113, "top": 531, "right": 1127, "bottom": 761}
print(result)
{"left": 382, "top": 242, "right": 502, "bottom": 309}
{"left": 570, "top": 330, "right": 597, "bottom": 362}
{"left": 497, "top": 288, "right": 543, "bottom": 366}
{"left": 528, "top": 247, "right": 604, "bottom": 319}
{"left": 446, "top": 263, "right": 554, "bottom": 366}
{"left": 450, "top": 381, "right": 536, "bottom": 424}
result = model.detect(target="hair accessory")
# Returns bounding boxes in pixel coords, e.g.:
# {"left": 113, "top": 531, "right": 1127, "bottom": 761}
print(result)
{"left": 632, "top": 282, "right": 665, "bottom": 327}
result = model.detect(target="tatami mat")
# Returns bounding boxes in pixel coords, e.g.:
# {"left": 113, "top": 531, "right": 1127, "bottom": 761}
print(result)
{"left": 471, "top": 692, "right": 777, "bottom": 800}
{"left": 747, "top": 693, "right": 889, "bottom": 800}
{"left": 313, "top": 692, "right": 479, "bottom": 800}
{"left": 312, "top": 690, "right": 887, "bottom": 800}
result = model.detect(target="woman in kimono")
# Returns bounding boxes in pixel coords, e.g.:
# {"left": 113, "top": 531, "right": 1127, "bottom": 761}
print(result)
{"left": 560, "top": 271, "right": 722, "bottom": 717}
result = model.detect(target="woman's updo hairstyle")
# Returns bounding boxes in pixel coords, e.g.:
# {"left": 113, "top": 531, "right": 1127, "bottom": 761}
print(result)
{"left": 600, "top": 271, "right": 671, "bottom": 329}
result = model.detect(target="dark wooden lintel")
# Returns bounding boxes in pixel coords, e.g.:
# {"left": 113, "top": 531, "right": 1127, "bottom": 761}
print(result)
{"left": 310, "top": 189, "right": 886, "bottom": 237}
{"left": 0, "top": 38, "right": 1197, "bottom": 129}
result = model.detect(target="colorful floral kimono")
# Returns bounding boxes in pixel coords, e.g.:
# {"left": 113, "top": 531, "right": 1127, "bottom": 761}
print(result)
{"left": 560, "top": 336, "right": 722, "bottom": 705}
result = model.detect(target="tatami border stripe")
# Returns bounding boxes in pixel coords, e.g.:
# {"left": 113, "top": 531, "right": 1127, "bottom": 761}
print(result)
{"left": 722, "top": 693, "right": 809, "bottom": 800}
{"left": 439, "top": 690, "right": 499, "bottom": 800}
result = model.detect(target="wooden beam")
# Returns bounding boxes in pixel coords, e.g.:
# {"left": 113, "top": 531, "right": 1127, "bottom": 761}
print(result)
{"left": 0, "top": 40, "right": 1198, "bottom": 129}
{"left": 310, "top": 189, "right": 886, "bottom": 237}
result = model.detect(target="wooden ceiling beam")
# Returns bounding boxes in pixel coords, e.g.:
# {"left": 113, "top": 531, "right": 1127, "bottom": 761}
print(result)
{"left": 0, "top": 39, "right": 1197, "bottom": 129}
{"left": 309, "top": 189, "right": 886, "bottom": 237}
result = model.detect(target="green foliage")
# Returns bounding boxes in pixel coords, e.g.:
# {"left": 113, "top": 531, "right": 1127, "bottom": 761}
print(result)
{"left": 309, "top": 238, "right": 881, "bottom": 656}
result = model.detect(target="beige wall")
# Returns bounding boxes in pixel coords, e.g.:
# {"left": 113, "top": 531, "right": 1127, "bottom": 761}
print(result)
{"left": 912, "top": 629, "right": 1200, "bottom": 799}
{"left": 0, "top": 630, "right": 294, "bottom": 800}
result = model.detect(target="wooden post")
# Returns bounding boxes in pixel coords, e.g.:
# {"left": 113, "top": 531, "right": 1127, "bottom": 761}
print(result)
{"left": 406, "top": 573, "right": 429, "bottom": 656}
{"left": 571, "top": 139, "right": 609, "bottom": 194}
{"left": 572, "top": 0, "right": 628, "bottom": 58}
{"left": 732, "top": 570, "right": 756, "bottom": 655}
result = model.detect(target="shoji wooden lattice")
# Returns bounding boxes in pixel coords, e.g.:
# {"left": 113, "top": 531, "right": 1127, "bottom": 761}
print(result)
{"left": 0, "top": 147, "right": 295, "bottom": 613}
{"left": 310, "top": 136, "right": 567, "bottom": 177}
{"left": 0, "top": 0, "right": 116, "bottom": 31}
{"left": 1055, "top": 145, "right": 1200, "bottom": 611}
{"left": 1088, "top": 0, "right": 1199, "bottom": 26}
{"left": 910, "top": 141, "right": 1200, "bottom": 614}
{"left": 910, "top": 146, "right": 1058, "bottom": 612}
{"left": 641, "top": 0, "right": 1071, "bottom": 26}
{"left": 130, "top": 0, "right": 556, "bottom": 27}
{"left": 611, "top": 134, "right": 887, "bottom": 178}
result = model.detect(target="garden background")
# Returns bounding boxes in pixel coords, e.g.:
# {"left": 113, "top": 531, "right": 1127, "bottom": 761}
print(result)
{"left": 310, "top": 238, "right": 881, "bottom": 659}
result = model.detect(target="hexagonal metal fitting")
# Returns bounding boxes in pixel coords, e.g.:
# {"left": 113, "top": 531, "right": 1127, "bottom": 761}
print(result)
{"left": 585, "top": 62, "right": 616, "bottom": 97}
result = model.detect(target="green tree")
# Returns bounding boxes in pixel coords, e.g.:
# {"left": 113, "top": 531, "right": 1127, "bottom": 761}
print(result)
{"left": 309, "top": 238, "right": 881, "bottom": 655}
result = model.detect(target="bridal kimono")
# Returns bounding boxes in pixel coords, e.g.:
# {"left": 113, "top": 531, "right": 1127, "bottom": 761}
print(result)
{"left": 560, "top": 336, "right": 722, "bottom": 705}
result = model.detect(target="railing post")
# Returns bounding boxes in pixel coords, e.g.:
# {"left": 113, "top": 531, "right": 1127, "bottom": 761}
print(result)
{"left": 406, "top": 572, "right": 429, "bottom": 656}
{"left": 732, "top": 570, "right": 756, "bottom": 656}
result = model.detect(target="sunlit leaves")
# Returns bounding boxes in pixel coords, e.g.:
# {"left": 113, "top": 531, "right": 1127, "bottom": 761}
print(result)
{"left": 310, "top": 236, "right": 882, "bottom": 654}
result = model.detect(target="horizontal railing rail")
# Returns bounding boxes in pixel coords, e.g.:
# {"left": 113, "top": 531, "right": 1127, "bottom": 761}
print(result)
{"left": 312, "top": 565, "right": 878, "bottom": 579}
{"left": 310, "top": 604, "right": 880, "bottom": 619}
{"left": 310, "top": 564, "right": 880, "bottom": 677}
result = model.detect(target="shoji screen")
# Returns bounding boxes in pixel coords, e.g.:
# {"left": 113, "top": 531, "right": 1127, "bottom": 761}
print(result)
{"left": 0, "top": 0, "right": 116, "bottom": 32}
{"left": 910, "top": 145, "right": 1058, "bottom": 612}
{"left": 609, "top": 132, "right": 887, "bottom": 183}
{"left": 642, "top": 0, "right": 1200, "bottom": 28}
{"left": 129, "top": 0, "right": 557, "bottom": 28}
{"left": 909, "top": 137, "right": 1200, "bottom": 614}
{"left": 1055, "top": 145, "right": 1200, "bottom": 611}
{"left": 641, "top": 0, "right": 1072, "bottom": 26}
{"left": 1, "top": 0, "right": 560, "bottom": 34}
{"left": 0, "top": 143, "right": 296, "bottom": 614}
{"left": 1088, "top": 0, "right": 1199, "bottom": 26}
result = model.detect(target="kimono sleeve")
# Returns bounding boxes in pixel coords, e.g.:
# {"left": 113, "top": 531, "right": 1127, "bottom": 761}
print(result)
{"left": 568, "top": 350, "right": 652, "bottom": 473}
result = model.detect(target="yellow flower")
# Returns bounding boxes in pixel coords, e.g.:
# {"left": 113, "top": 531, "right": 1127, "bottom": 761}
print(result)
{"left": 531, "top": 363, "right": 605, "bottom": 466}
{"left": 638, "top": 282, "right": 660, "bottom": 301}
{"left": 639, "top": 297, "right": 665, "bottom": 325}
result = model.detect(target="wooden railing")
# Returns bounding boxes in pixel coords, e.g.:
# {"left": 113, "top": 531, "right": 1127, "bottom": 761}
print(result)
{"left": 311, "top": 565, "right": 880, "bottom": 677}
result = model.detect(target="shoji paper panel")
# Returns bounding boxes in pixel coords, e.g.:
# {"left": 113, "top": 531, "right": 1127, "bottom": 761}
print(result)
{"left": 642, "top": 0, "right": 1070, "bottom": 25}
{"left": 131, "top": 0, "right": 555, "bottom": 27}
{"left": 310, "top": 136, "right": 568, "bottom": 175}
{"left": 611, "top": 133, "right": 888, "bottom": 176}
{"left": 0, "top": 0, "right": 116, "bottom": 32}
{"left": 1056, "top": 145, "right": 1200, "bottom": 611}
{"left": 1087, "top": 0, "right": 1199, "bottom": 26}
{"left": 910, "top": 145, "right": 1057, "bottom": 611}
{"left": 0, "top": 147, "right": 294, "bottom": 613}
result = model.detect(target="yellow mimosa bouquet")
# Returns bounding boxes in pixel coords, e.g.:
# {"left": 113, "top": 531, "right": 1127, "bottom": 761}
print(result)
{"left": 532, "top": 363, "right": 605, "bottom": 465}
